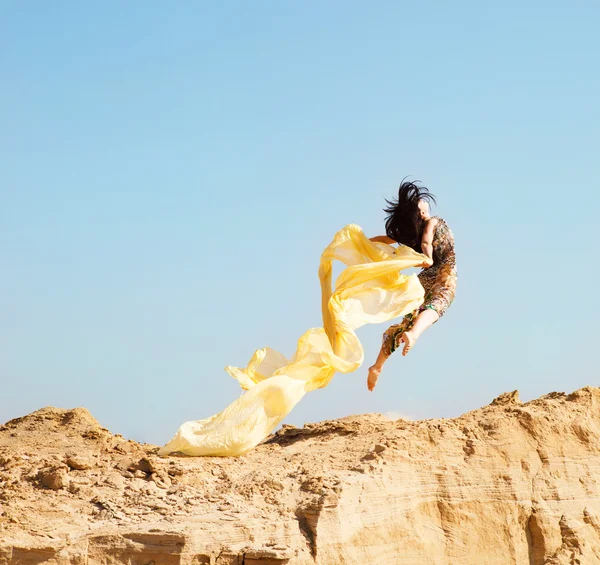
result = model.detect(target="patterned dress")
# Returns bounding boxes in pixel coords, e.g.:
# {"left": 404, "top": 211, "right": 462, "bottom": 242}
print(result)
{"left": 382, "top": 216, "right": 457, "bottom": 355}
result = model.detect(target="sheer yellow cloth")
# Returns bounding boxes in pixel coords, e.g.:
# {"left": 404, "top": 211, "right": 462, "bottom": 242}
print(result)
{"left": 158, "top": 225, "right": 427, "bottom": 457}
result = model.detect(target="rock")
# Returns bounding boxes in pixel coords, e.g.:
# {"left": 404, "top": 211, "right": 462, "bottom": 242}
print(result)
{"left": 167, "top": 464, "right": 184, "bottom": 476}
{"left": 150, "top": 472, "right": 171, "bottom": 489}
{"left": 490, "top": 390, "right": 521, "bottom": 406}
{"left": 244, "top": 546, "right": 293, "bottom": 561}
{"left": 134, "top": 457, "right": 154, "bottom": 474}
{"left": 66, "top": 454, "right": 93, "bottom": 470}
{"left": 130, "top": 457, "right": 164, "bottom": 474}
{"left": 114, "top": 456, "right": 136, "bottom": 472}
{"left": 105, "top": 472, "right": 126, "bottom": 489}
{"left": 38, "top": 465, "right": 70, "bottom": 490}
{"left": 68, "top": 479, "right": 90, "bottom": 495}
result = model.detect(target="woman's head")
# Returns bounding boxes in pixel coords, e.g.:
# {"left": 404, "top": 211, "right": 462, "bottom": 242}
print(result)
{"left": 384, "top": 180, "right": 436, "bottom": 252}
{"left": 417, "top": 198, "right": 431, "bottom": 219}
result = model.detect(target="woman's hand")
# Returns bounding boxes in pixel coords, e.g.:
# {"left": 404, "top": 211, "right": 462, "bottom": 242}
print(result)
{"left": 419, "top": 257, "right": 433, "bottom": 268}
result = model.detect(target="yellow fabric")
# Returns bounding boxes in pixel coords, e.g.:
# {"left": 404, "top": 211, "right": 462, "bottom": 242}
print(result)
{"left": 159, "top": 224, "right": 427, "bottom": 457}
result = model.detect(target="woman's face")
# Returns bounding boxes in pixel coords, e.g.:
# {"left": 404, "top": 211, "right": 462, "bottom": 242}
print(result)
{"left": 418, "top": 199, "right": 430, "bottom": 219}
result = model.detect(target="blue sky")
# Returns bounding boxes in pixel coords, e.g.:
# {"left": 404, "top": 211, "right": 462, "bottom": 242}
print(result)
{"left": 2, "top": 2, "right": 598, "bottom": 444}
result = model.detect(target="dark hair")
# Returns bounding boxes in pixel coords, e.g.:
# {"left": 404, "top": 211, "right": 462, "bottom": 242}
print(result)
{"left": 384, "top": 180, "right": 436, "bottom": 252}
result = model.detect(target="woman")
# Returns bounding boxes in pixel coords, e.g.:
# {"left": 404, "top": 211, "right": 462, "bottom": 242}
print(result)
{"left": 367, "top": 181, "right": 457, "bottom": 391}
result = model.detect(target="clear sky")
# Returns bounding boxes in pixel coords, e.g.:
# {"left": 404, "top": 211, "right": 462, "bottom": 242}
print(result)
{"left": 2, "top": 2, "right": 599, "bottom": 445}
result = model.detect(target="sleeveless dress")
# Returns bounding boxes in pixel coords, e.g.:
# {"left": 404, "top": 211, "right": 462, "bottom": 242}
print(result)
{"left": 382, "top": 216, "right": 457, "bottom": 355}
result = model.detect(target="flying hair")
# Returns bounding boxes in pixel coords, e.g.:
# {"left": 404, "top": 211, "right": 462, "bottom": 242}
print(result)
{"left": 384, "top": 179, "right": 436, "bottom": 253}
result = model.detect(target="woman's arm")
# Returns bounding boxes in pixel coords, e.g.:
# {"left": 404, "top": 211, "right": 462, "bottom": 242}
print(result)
{"left": 419, "top": 218, "right": 439, "bottom": 267}
{"left": 369, "top": 235, "right": 396, "bottom": 244}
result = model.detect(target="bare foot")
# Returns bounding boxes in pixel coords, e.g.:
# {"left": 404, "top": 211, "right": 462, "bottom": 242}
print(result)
{"left": 367, "top": 366, "right": 381, "bottom": 391}
{"left": 401, "top": 331, "right": 416, "bottom": 356}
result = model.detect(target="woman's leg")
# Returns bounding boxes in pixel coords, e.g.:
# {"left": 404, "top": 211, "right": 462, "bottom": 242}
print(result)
{"left": 367, "top": 347, "right": 390, "bottom": 391}
{"left": 367, "top": 320, "right": 407, "bottom": 391}
{"left": 401, "top": 308, "right": 439, "bottom": 355}
{"left": 368, "top": 307, "right": 440, "bottom": 389}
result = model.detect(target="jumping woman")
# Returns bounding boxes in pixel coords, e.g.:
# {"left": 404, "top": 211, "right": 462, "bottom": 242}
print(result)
{"left": 367, "top": 181, "right": 457, "bottom": 391}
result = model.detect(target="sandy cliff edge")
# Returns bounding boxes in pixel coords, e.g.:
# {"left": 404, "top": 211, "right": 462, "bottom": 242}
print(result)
{"left": 1, "top": 387, "right": 600, "bottom": 564}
